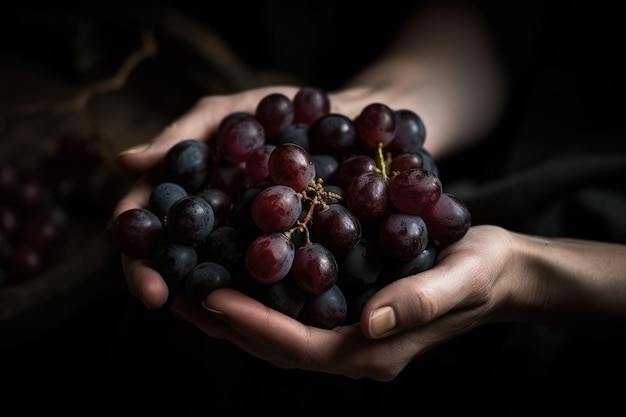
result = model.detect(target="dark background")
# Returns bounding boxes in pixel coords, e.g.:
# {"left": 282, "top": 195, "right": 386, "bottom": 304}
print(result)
{"left": 1, "top": 1, "right": 625, "bottom": 415}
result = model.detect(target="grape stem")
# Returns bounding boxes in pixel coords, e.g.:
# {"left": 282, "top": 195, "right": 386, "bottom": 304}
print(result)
{"left": 287, "top": 178, "right": 343, "bottom": 245}
{"left": 376, "top": 141, "right": 389, "bottom": 178}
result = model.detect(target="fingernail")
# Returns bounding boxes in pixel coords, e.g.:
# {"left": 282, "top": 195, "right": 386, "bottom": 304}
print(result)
{"left": 202, "top": 303, "right": 228, "bottom": 322}
{"left": 118, "top": 143, "right": 150, "bottom": 156}
{"left": 368, "top": 306, "right": 396, "bottom": 338}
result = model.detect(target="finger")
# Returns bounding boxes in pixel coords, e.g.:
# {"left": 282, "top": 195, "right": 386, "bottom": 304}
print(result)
{"left": 121, "top": 254, "right": 169, "bottom": 309}
{"left": 202, "top": 288, "right": 412, "bottom": 380}
{"left": 360, "top": 253, "right": 488, "bottom": 339}
{"left": 111, "top": 175, "right": 155, "bottom": 220}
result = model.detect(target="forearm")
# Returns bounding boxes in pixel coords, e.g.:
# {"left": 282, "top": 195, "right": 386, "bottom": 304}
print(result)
{"left": 334, "top": 3, "right": 507, "bottom": 159}
{"left": 508, "top": 232, "right": 626, "bottom": 335}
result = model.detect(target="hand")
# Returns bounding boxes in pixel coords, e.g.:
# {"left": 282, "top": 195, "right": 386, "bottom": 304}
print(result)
{"left": 169, "top": 225, "right": 517, "bottom": 381}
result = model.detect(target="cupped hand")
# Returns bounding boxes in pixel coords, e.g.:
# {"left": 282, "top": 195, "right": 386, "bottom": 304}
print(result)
{"left": 171, "top": 225, "right": 520, "bottom": 381}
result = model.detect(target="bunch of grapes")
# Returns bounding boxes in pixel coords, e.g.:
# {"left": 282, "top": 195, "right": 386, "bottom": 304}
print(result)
{"left": 0, "top": 131, "right": 112, "bottom": 287}
{"left": 111, "top": 87, "right": 471, "bottom": 328}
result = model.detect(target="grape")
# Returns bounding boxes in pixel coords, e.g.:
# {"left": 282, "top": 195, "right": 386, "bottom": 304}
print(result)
{"left": 291, "top": 242, "right": 338, "bottom": 295}
{"left": 345, "top": 172, "right": 390, "bottom": 221}
{"left": 218, "top": 111, "right": 253, "bottom": 134}
{"left": 292, "top": 86, "right": 330, "bottom": 125}
{"left": 421, "top": 193, "right": 471, "bottom": 244}
{"left": 267, "top": 143, "right": 316, "bottom": 192}
{"left": 196, "top": 226, "right": 245, "bottom": 265}
{"left": 152, "top": 241, "right": 197, "bottom": 286}
{"left": 185, "top": 261, "right": 232, "bottom": 306}
{"left": 162, "top": 139, "right": 212, "bottom": 193}
{"left": 276, "top": 123, "right": 310, "bottom": 151}
{"left": 217, "top": 114, "right": 265, "bottom": 164}
{"left": 378, "top": 212, "right": 428, "bottom": 261}
{"left": 388, "top": 168, "right": 442, "bottom": 216}
{"left": 388, "top": 109, "right": 427, "bottom": 154}
{"left": 308, "top": 113, "right": 357, "bottom": 157}
{"left": 244, "top": 144, "right": 276, "bottom": 185}
{"left": 165, "top": 195, "right": 215, "bottom": 245}
{"left": 332, "top": 154, "right": 377, "bottom": 190}
{"left": 245, "top": 232, "right": 295, "bottom": 284}
{"left": 311, "top": 154, "right": 339, "bottom": 183}
{"left": 262, "top": 276, "right": 307, "bottom": 318}
{"left": 381, "top": 239, "right": 438, "bottom": 286}
{"left": 389, "top": 152, "right": 423, "bottom": 174}
{"left": 255, "top": 92, "right": 294, "bottom": 138}
{"left": 195, "top": 186, "right": 233, "bottom": 228}
{"left": 251, "top": 185, "right": 302, "bottom": 233}
{"left": 354, "top": 102, "right": 397, "bottom": 149}
{"left": 312, "top": 204, "right": 361, "bottom": 254}
{"left": 149, "top": 182, "right": 188, "bottom": 221}
{"left": 299, "top": 284, "right": 347, "bottom": 329}
{"left": 342, "top": 238, "right": 382, "bottom": 288}
{"left": 111, "top": 208, "right": 164, "bottom": 259}
{"left": 207, "top": 160, "right": 248, "bottom": 201}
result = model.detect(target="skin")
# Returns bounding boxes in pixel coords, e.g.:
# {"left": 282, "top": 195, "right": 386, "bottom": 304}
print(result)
{"left": 112, "top": 4, "right": 626, "bottom": 381}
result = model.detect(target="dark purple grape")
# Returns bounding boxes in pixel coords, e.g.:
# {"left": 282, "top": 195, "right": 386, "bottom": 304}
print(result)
{"left": 149, "top": 182, "right": 188, "bottom": 221}
{"left": 299, "top": 284, "right": 347, "bottom": 329}
{"left": 218, "top": 111, "right": 253, "bottom": 134}
{"left": 381, "top": 239, "right": 438, "bottom": 285}
{"left": 166, "top": 195, "right": 215, "bottom": 245}
{"left": 276, "top": 123, "right": 310, "bottom": 151}
{"left": 207, "top": 160, "right": 249, "bottom": 202}
{"left": 332, "top": 154, "right": 377, "bottom": 190}
{"left": 389, "top": 152, "right": 424, "bottom": 174}
{"left": 217, "top": 114, "right": 265, "bottom": 164}
{"left": 229, "top": 183, "right": 269, "bottom": 239}
{"left": 291, "top": 242, "right": 338, "bottom": 295}
{"left": 312, "top": 204, "right": 361, "bottom": 255}
{"left": 378, "top": 212, "right": 428, "bottom": 261}
{"left": 292, "top": 86, "right": 330, "bottom": 125}
{"left": 162, "top": 139, "right": 212, "bottom": 193}
{"left": 345, "top": 172, "right": 390, "bottom": 221}
{"left": 354, "top": 102, "right": 397, "bottom": 149}
{"left": 255, "top": 92, "right": 294, "bottom": 138}
{"left": 197, "top": 226, "right": 245, "bottom": 265}
{"left": 387, "top": 109, "right": 426, "bottom": 154}
{"left": 111, "top": 208, "right": 164, "bottom": 259}
{"left": 251, "top": 185, "right": 302, "bottom": 233}
{"left": 195, "top": 186, "right": 233, "bottom": 228}
{"left": 245, "top": 232, "right": 295, "bottom": 284}
{"left": 185, "top": 261, "right": 232, "bottom": 306}
{"left": 308, "top": 113, "right": 358, "bottom": 157}
{"left": 388, "top": 168, "right": 442, "bottom": 216}
{"left": 244, "top": 144, "right": 276, "bottom": 185}
{"left": 342, "top": 238, "right": 382, "bottom": 288}
{"left": 262, "top": 276, "right": 308, "bottom": 318}
{"left": 152, "top": 241, "right": 197, "bottom": 286}
{"left": 418, "top": 148, "right": 439, "bottom": 177}
{"left": 421, "top": 193, "right": 471, "bottom": 244}
{"left": 311, "top": 154, "right": 339, "bottom": 183}
{"left": 268, "top": 143, "right": 316, "bottom": 192}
